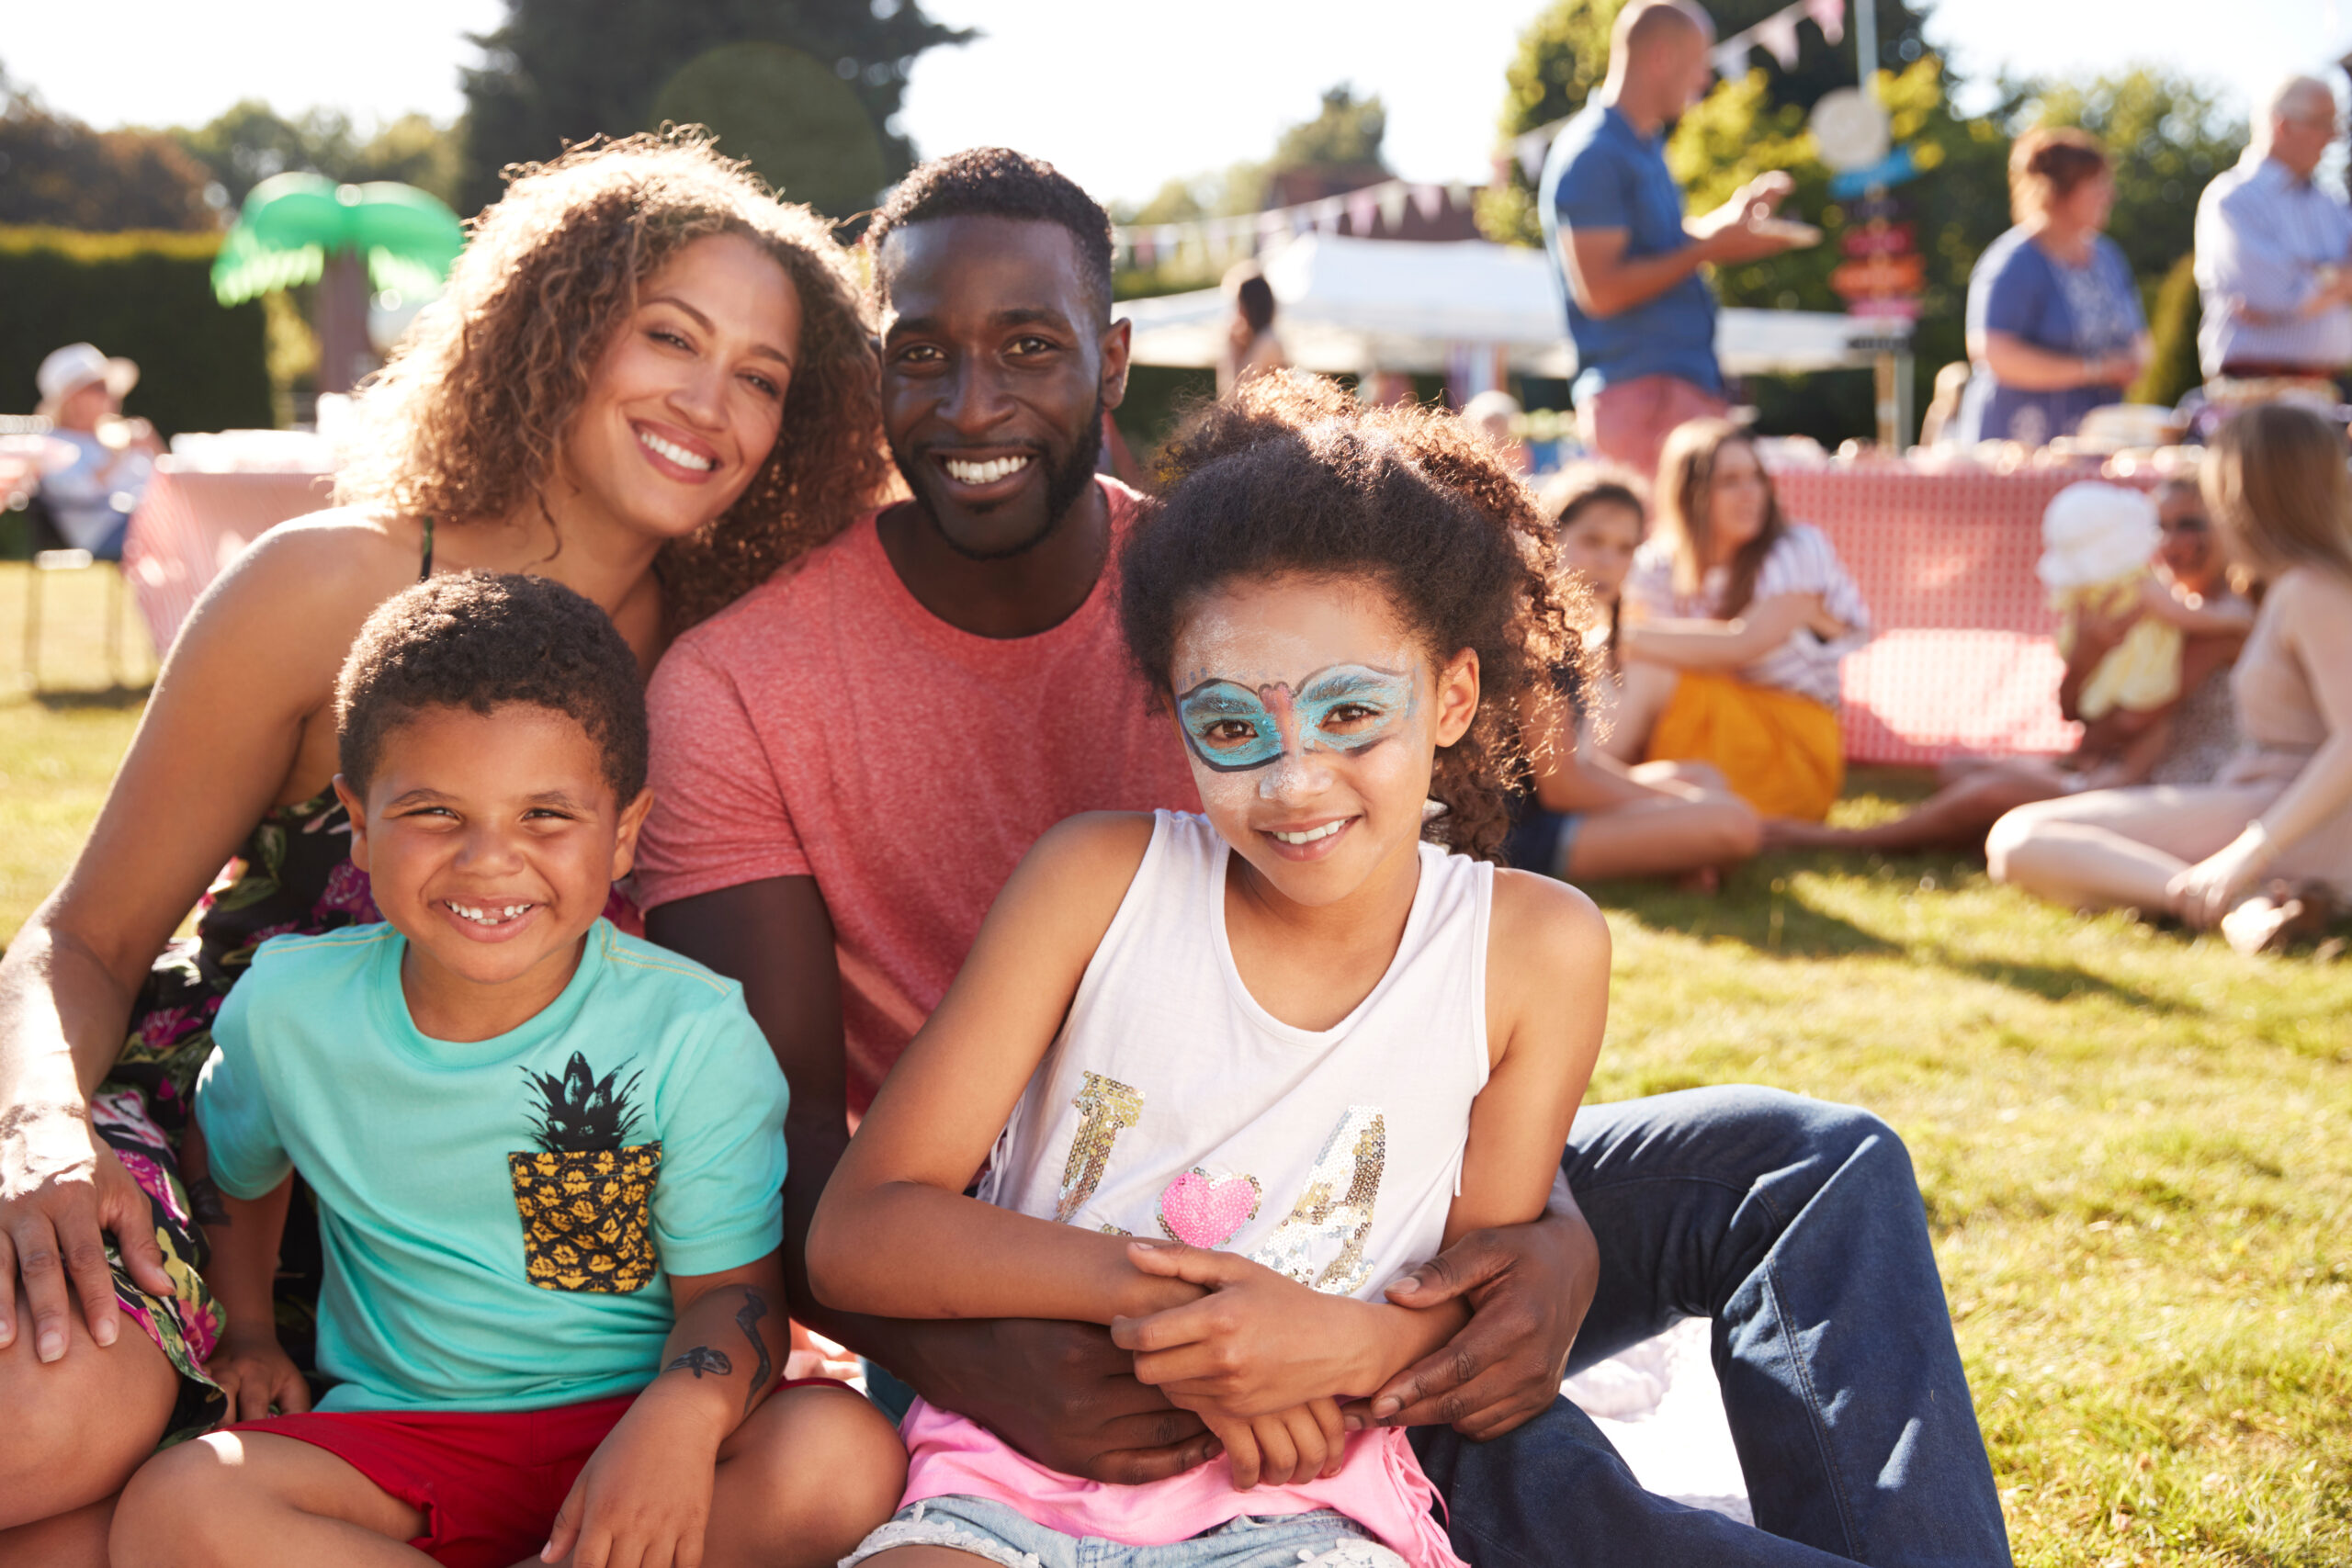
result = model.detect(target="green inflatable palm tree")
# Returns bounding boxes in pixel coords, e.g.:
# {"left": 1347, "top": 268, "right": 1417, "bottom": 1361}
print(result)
{"left": 211, "top": 174, "right": 466, "bottom": 396}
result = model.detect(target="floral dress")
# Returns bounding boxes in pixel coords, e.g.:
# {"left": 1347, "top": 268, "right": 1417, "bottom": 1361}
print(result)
{"left": 93, "top": 784, "right": 382, "bottom": 1442}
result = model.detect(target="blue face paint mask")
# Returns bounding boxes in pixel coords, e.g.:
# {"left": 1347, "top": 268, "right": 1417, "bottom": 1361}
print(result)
{"left": 1175, "top": 664, "right": 1417, "bottom": 773}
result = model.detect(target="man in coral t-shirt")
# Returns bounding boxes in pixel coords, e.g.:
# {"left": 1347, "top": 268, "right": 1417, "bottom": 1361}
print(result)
{"left": 640, "top": 149, "right": 2008, "bottom": 1568}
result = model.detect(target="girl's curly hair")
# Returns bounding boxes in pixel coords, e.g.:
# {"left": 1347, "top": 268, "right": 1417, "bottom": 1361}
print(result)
{"left": 336, "top": 130, "right": 889, "bottom": 631}
{"left": 1120, "top": 376, "right": 1595, "bottom": 861}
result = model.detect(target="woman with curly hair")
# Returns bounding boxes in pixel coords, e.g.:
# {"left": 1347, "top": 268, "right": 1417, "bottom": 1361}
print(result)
{"left": 0, "top": 131, "right": 888, "bottom": 1564}
{"left": 809, "top": 375, "right": 1611, "bottom": 1568}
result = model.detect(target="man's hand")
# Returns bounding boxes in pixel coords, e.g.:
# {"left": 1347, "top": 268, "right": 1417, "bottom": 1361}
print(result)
{"left": 541, "top": 1381, "right": 723, "bottom": 1568}
{"left": 206, "top": 1325, "right": 311, "bottom": 1425}
{"left": 903, "top": 1315, "right": 1221, "bottom": 1483}
{"left": 1368, "top": 1204, "right": 1598, "bottom": 1441}
{"left": 1694, "top": 172, "right": 1804, "bottom": 265}
{"left": 0, "top": 1104, "right": 175, "bottom": 1359}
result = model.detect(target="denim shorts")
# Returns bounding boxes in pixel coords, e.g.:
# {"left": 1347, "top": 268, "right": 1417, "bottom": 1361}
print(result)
{"left": 839, "top": 1495, "right": 1405, "bottom": 1568}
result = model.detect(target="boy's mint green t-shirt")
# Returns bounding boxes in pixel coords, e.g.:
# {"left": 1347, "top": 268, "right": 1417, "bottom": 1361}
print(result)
{"left": 197, "top": 919, "right": 790, "bottom": 1414}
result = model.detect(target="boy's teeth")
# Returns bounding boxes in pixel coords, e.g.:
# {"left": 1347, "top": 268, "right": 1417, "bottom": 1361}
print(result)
{"left": 943, "top": 456, "right": 1030, "bottom": 485}
{"left": 638, "top": 429, "right": 714, "bottom": 471}
{"left": 1272, "top": 821, "right": 1345, "bottom": 845}
{"left": 447, "top": 901, "right": 531, "bottom": 924}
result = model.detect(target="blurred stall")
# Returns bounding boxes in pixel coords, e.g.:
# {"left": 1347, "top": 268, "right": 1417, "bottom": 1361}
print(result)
{"left": 1115, "top": 233, "right": 1910, "bottom": 402}
{"left": 122, "top": 431, "right": 334, "bottom": 655}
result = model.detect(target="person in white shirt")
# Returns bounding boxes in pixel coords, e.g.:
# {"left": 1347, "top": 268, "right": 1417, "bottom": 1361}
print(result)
{"left": 33, "top": 343, "right": 160, "bottom": 559}
{"left": 2195, "top": 75, "right": 2352, "bottom": 382}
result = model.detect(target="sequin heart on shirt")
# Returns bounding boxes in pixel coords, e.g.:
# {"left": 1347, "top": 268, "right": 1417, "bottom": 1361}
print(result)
{"left": 1157, "top": 1168, "right": 1264, "bottom": 1249}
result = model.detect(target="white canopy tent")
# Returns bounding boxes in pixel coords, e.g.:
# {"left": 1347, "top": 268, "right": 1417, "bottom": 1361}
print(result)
{"left": 1115, "top": 233, "right": 1909, "bottom": 393}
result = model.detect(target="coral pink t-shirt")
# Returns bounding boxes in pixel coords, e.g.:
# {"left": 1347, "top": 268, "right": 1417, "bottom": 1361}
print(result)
{"left": 634, "top": 479, "right": 1201, "bottom": 1111}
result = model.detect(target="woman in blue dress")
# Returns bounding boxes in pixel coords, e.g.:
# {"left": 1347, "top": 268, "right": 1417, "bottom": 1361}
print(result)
{"left": 1956, "top": 128, "right": 2152, "bottom": 447}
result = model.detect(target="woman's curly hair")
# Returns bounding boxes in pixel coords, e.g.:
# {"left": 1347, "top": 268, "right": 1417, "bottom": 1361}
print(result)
{"left": 1120, "top": 376, "right": 1594, "bottom": 862}
{"left": 336, "top": 130, "right": 889, "bottom": 631}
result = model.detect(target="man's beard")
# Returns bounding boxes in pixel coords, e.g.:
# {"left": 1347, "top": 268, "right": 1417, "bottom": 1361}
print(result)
{"left": 898, "top": 394, "right": 1105, "bottom": 562}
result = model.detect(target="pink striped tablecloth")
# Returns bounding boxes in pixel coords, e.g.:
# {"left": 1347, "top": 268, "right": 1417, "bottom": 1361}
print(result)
{"left": 123, "top": 464, "right": 334, "bottom": 656}
{"left": 1770, "top": 462, "right": 2154, "bottom": 767}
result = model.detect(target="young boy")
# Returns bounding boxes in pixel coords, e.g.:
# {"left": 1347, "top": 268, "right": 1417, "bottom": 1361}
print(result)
{"left": 113, "top": 573, "right": 905, "bottom": 1568}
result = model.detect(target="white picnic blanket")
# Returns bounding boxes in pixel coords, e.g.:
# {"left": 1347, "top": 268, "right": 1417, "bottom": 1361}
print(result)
{"left": 1563, "top": 1316, "right": 1753, "bottom": 1525}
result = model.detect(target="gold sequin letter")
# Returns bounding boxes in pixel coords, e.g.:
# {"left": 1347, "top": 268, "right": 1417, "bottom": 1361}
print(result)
{"left": 1055, "top": 1072, "right": 1144, "bottom": 1224}
{"left": 1248, "top": 1106, "right": 1385, "bottom": 1295}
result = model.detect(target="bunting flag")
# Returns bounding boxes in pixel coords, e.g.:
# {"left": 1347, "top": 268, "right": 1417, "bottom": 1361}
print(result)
{"left": 1708, "top": 0, "right": 1843, "bottom": 82}
{"left": 1514, "top": 125, "right": 1554, "bottom": 179}
{"left": 1112, "top": 176, "right": 1492, "bottom": 269}
{"left": 1752, "top": 10, "right": 1802, "bottom": 69}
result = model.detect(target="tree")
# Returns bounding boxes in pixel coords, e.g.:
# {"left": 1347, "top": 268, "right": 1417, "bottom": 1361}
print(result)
{"left": 1115, "top": 85, "right": 1393, "bottom": 227}
{"left": 0, "top": 64, "right": 214, "bottom": 232}
{"left": 457, "top": 0, "right": 971, "bottom": 218}
{"left": 176, "top": 102, "right": 465, "bottom": 213}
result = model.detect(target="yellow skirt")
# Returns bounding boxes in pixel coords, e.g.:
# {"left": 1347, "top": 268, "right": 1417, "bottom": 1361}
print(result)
{"left": 1645, "top": 671, "right": 1845, "bottom": 821}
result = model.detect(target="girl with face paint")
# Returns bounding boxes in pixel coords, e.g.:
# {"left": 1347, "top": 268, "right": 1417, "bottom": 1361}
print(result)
{"left": 809, "top": 378, "right": 1611, "bottom": 1568}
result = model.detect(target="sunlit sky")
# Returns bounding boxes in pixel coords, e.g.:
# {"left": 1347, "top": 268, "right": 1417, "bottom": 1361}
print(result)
{"left": 10, "top": 1, "right": 2346, "bottom": 207}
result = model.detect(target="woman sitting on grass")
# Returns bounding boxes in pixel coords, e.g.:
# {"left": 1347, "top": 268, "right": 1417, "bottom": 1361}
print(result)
{"left": 1988, "top": 404, "right": 2352, "bottom": 953}
{"left": 1507, "top": 472, "right": 1761, "bottom": 887}
{"left": 0, "top": 132, "right": 888, "bottom": 1565}
{"left": 807, "top": 377, "right": 1611, "bottom": 1568}
{"left": 1598, "top": 419, "right": 1871, "bottom": 823}
{"left": 1770, "top": 477, "right": 2250, "bottom": 855}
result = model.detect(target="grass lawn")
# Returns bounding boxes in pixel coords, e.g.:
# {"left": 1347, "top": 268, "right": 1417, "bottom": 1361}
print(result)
{"left": 3, "top": 561, "right": 2346, "bottom": 1564}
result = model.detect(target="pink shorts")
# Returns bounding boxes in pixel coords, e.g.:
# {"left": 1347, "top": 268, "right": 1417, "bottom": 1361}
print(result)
{"left": 229, "top": 1377, "right": 844, "bottom": 1567}
{"left": 1580, "top": 374, "right": 1731, "bottom": 484}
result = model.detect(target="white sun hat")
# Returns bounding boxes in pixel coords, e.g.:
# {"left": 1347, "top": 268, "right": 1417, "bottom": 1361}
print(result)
{"left": 35, "top": 343, "right": 140, "bottom": 420}
{"left": 2038, "top": 480, "right": 2160, "bottom": 591}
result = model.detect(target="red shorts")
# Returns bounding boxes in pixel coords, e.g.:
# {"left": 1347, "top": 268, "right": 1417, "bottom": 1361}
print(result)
{"left": 228, "top": 1378, "right": 844, "bottom": 1568}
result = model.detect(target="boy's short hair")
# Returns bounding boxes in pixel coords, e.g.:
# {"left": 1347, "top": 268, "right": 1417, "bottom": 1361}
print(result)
{"left": 868, "top": 147, "right": 1115, "bottom": 323}
{"left": 336, "top": 571, "right": 648, "bottom": 802}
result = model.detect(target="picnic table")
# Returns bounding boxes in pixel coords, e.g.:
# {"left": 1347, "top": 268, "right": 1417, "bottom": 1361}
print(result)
{"left": 122, "top": 458, "right": 334, "bottom": 656}
{"left": 1772, "top": 457, "right": 2160, "bottom": 766}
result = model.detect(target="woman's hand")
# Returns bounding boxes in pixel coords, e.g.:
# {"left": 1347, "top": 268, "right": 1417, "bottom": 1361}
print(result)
{"left": 2166, "top": 824, "right": 2276, "bottom": 928}
{"left": 1195, "top": 1397, "right": 1347, "bottom": 1490}
{"left": 541, "top": 1382, "right": 724, "bottom": 1568}
{"left": 206, "top": 1325, "right": 311, "bottom": 1424}
{"left": 2068, "top": 592, "right": 2143, "bottom": 660}
{"left": 1801, "top": 594, "right": 1851, "bottom": 641}
{"left": 1112, "top": 1243, "right": 1381, "bottom": 1416}
{"left": 0, "top": 1106, "right": 174, "bottom": 1360}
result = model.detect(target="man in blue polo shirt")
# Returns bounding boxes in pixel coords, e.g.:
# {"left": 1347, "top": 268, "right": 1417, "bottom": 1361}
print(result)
{"left": 1542, "top": 0, "right": 1810, "bottom": 479}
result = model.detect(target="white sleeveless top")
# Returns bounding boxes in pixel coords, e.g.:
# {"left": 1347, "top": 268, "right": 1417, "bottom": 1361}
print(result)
{"left": 979, "top": 811, "right": 1492, "bottom": 1299}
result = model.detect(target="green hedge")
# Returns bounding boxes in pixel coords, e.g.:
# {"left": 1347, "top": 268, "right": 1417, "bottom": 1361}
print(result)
{"left": 0, "top": 227, "right": 272, "bottom": 439}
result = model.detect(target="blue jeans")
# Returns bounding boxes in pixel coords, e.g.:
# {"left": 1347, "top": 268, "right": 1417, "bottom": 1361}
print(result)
{"left": 1411, "top": 1087, "right": 2011, "bottom": 1566}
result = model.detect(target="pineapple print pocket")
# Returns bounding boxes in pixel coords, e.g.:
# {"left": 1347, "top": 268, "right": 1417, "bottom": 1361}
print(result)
{"left": 511, "top": 1051, "right": 661, "bottom": 1294}
{"left": 508, "top": 1144, "right": 662, "bottom": 1293}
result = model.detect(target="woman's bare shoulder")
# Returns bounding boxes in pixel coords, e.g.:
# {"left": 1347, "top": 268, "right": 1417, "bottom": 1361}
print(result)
{"left": 171, "top": 507, "right": 430, "bottom": 673}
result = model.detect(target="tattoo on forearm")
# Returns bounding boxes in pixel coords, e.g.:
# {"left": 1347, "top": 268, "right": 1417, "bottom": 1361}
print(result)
{"left": 664, "top": 1346, "right": 733, "bottom": 1379}
{"left": 186, "top": 1172, "right": 230, "bottom": 1227}
{"left": 736, "top": 1289, "right": 772, "bottom": 1415}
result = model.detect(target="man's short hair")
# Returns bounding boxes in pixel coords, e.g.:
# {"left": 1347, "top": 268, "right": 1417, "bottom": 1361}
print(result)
{"left": 868, "top": 147, "right": 1116, "bottom": 323}
{"left": 1615, "top": 0, "right": 1710, "bottom": 58}
{"left": 2262, "top": 75, "right": 2336, "bottom": 129}
{"left": 336, "top": 571, "right": 649, "bottom": 802}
